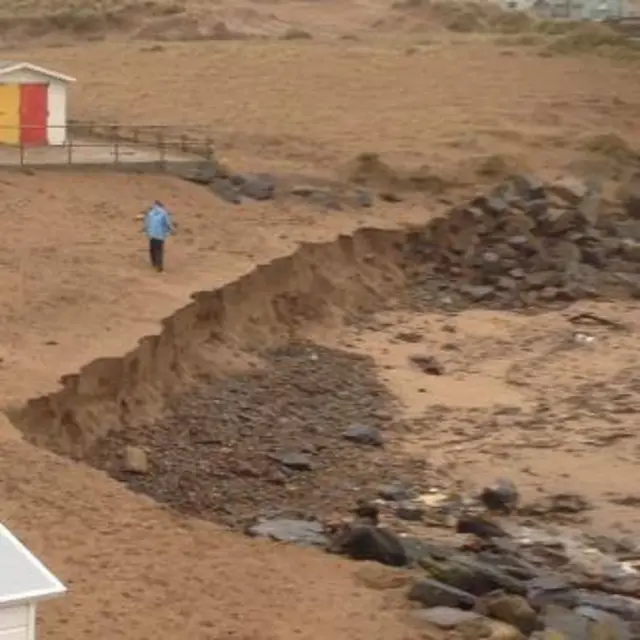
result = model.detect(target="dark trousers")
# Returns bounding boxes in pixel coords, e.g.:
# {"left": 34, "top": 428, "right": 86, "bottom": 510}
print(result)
{"left": 149, "top": 238, "right": 165, "bottom": 271}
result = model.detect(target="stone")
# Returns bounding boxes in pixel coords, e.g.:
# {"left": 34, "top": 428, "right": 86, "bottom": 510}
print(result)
{"left": 460, "top": 284, "right": 495, "bottom": 301}
{"left": 378, "top": 483, "right": 412, "bottom": 501}
{"left": 395, "top": 501, "right": 425, "bottom": 521}
{"left": 353, "top": 189, "right": 374, "bottom": 208}
{"left": 458, "top": 618, "right": 525, "bottom": 640}
{"left": 409, "top": 355, "right": 445, "bottom": 375}
{"left": 479, "top": 479, "right": 519, "bottom": 514}
{"left": 548, "top": 177, "right": 589, "bottom": 205}
{"left": 182, "top": 161, "right": 218, "bottom": 185}
{"left": 273, "top": 452, "right": 313, "bottom": 471}
{"left": 246, "top": 518, "right": 328, "bottom": 547}
{"left": 238, "top": 173, "right": 277, "bottom": 201}
{"left": 408, "top": 578, "right": 478, "bottom": 609}
{"left": 327, "top": 523, "right": 408, "bottom": 567}
{"left": 526, "top": 576, "right": 579, "bottom": 609}
{"left": 123, "top": 446, "right": 149, "bottom": 474}
{"left": 476, "top": 593, "right": 537, "bottom": 635}
{"left": 510, "top": 174, "right": 546, "bottom": 201}
{"left": 342, "top": 424, "right": 384, "bottom": 447}
{"left": 411, "top": 606, "right": 482, "bottom": 629}
{"left": 210, "top": 178, "right": 242, "bottom": 204}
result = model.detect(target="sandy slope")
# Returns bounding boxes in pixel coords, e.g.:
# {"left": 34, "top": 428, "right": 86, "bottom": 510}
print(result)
{"left": 0, "top": 26, "right": 638, "bottom": 640}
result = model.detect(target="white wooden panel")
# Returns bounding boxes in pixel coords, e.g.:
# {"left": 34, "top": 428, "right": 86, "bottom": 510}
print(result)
{"left": 0, "top": 626, "right": 28, "bottom": 640}
{"left": 0, "top": 627, "right": 29, "bottom": 640}
{"left": 0, "top": 606, "right": 28, "bottom": 631}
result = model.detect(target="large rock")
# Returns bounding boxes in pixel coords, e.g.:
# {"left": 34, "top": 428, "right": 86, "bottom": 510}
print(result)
{"left": 479, "top": 478, "right": 519, "bottom": 514}
{"left": 475, "top": 593, "right": 538, "bottom": 635}
{"left": 408, "top": 578, "right": 478, "bottom": 609}
{"left": 122, "top": 446, "right": 149, "bottom": 474}
{"left": 245, "top": 518, "right": 328, "bottom": 547}
{"left": 342, "top": 424, "right": 384, "bottom": 447}
{"left": 327, "top": 523, "right": 408, "bottom": 567}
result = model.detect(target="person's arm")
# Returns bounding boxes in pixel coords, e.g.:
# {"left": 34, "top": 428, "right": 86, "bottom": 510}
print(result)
{"left": 142, "top": 210, "right": 150, "bottom": 234}
{"left": 164, "top": 211, "right": 175, "bottom": 234}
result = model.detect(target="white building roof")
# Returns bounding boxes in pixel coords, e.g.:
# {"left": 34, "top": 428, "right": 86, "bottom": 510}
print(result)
{"left": 0, "top": 61, "right": 75, "bottom": 83}
{"left": 0, "top": 523, "right": 66, "bottom": 606}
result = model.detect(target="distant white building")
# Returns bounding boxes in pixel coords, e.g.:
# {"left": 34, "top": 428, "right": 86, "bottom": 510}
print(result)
{"left": 0, "top": 523, "right": 67, "bottom": 640}
{"left": 501, "top": 0, "right": 628, "bottom": 18}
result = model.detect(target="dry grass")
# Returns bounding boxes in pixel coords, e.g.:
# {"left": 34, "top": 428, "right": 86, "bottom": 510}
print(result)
{"left": 544, "top": 22, "right": 640, "bottom": 60}
{"left": 10, "top": 38, "right": 637, "bottom": 181}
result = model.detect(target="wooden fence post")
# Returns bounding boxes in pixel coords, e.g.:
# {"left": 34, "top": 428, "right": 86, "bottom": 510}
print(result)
{"left": 67, "top": 138, "right": 73, "bottom": 164}
{"left": 114, "top": 140, "right": 120, "bottom": 164}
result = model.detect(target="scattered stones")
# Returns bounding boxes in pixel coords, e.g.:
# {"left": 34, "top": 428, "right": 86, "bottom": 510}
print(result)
{"left": 406, "top": 173, "right": 639, "bottom": 310}
{"left": 480, "top": 479, "right": 520, "bottom": 514}
{"left": 409, "top": 354, "right": 445, "bottom": 375}
{"left": 342, "top": 424, "right": 384, "bottom": 447}
{"left": 122, "top": 446, "right": 148, "bottom": 474}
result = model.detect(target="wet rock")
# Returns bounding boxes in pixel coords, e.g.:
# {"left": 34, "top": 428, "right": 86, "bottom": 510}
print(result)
{"left": 409, "top": 355, "right": 445, "bottom": 375}
{"left": 272, "top": 452, "right": 313, "bottom": 471}
{"left": 480, "top": 478, "right": 519, "bottom": 514}
{"left": 457, "top": 617, "right": 525, "bottom": 640}
{"left": 411, "top": 606, "right": 482, "bottom": 629}
{"left": 327, "top": 523, "right": 408, "bottom": 567}
{"left": 210, "top": 178, "right": 242, "bottom": 204}
{"left": 475, "top": 593, "right": 538, "bottom": 635}
{"left": 122, "top": 446, "right": 149, "bottom": 474}
{"left": 237, "top": 173, "right": 277, "bottom": 201}
{"left": 245, "top": 518, "right": 328, "bottom": 547}
{"left": 408, "top": 577, "right": 478, "bottom": 609}
{"left": 342, "top": 424, "right": 384, "bottom": 447}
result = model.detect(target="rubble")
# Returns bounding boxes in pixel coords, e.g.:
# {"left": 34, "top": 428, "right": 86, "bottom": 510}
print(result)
{"left": 406, "top": 174, "right": 640, "bottom": 310}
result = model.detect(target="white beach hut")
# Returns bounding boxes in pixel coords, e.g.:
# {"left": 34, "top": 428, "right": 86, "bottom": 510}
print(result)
{"left": 0, "top": 523, "right": 66, "bottom": 640}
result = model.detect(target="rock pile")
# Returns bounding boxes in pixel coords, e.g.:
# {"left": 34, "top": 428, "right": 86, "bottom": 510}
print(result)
{"left": 406, "top": 174, "right": 640, "bottom": 308}
{"left": 176, "top": 160, "right": 374, "bottom": 210}
{"left": 318, "top": 485, "right": 640, "bottom": 640}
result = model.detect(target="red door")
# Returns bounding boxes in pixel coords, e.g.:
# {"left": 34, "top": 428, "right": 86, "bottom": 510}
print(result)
{"left": 20, "top": 84, "right": 48, "bottom": 145}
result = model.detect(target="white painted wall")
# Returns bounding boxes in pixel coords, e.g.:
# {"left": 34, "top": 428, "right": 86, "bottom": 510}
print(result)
{"left": 0, "top": 68, "right": 70, "bottom": 145}
{"left": 0, "top": 603, "right": 34, "bottom": 640}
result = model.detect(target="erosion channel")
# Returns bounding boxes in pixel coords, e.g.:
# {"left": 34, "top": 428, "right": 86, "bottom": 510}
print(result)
{"left": 6, "top": 174, "right": 640, "bottom": 540}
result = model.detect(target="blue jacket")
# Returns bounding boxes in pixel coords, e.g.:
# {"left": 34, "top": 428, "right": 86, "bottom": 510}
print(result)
{"left": 145, "top": 204, "right": 174, "bottom": 240}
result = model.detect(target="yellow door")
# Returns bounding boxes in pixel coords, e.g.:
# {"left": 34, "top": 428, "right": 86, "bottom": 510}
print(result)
{"left": 0, "top": 84, "right": 20, "bottom": 145}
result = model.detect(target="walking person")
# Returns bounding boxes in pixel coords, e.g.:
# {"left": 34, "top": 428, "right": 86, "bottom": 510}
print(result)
{"left": 144, "top": 200, "right": 174, "bottom": 272}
